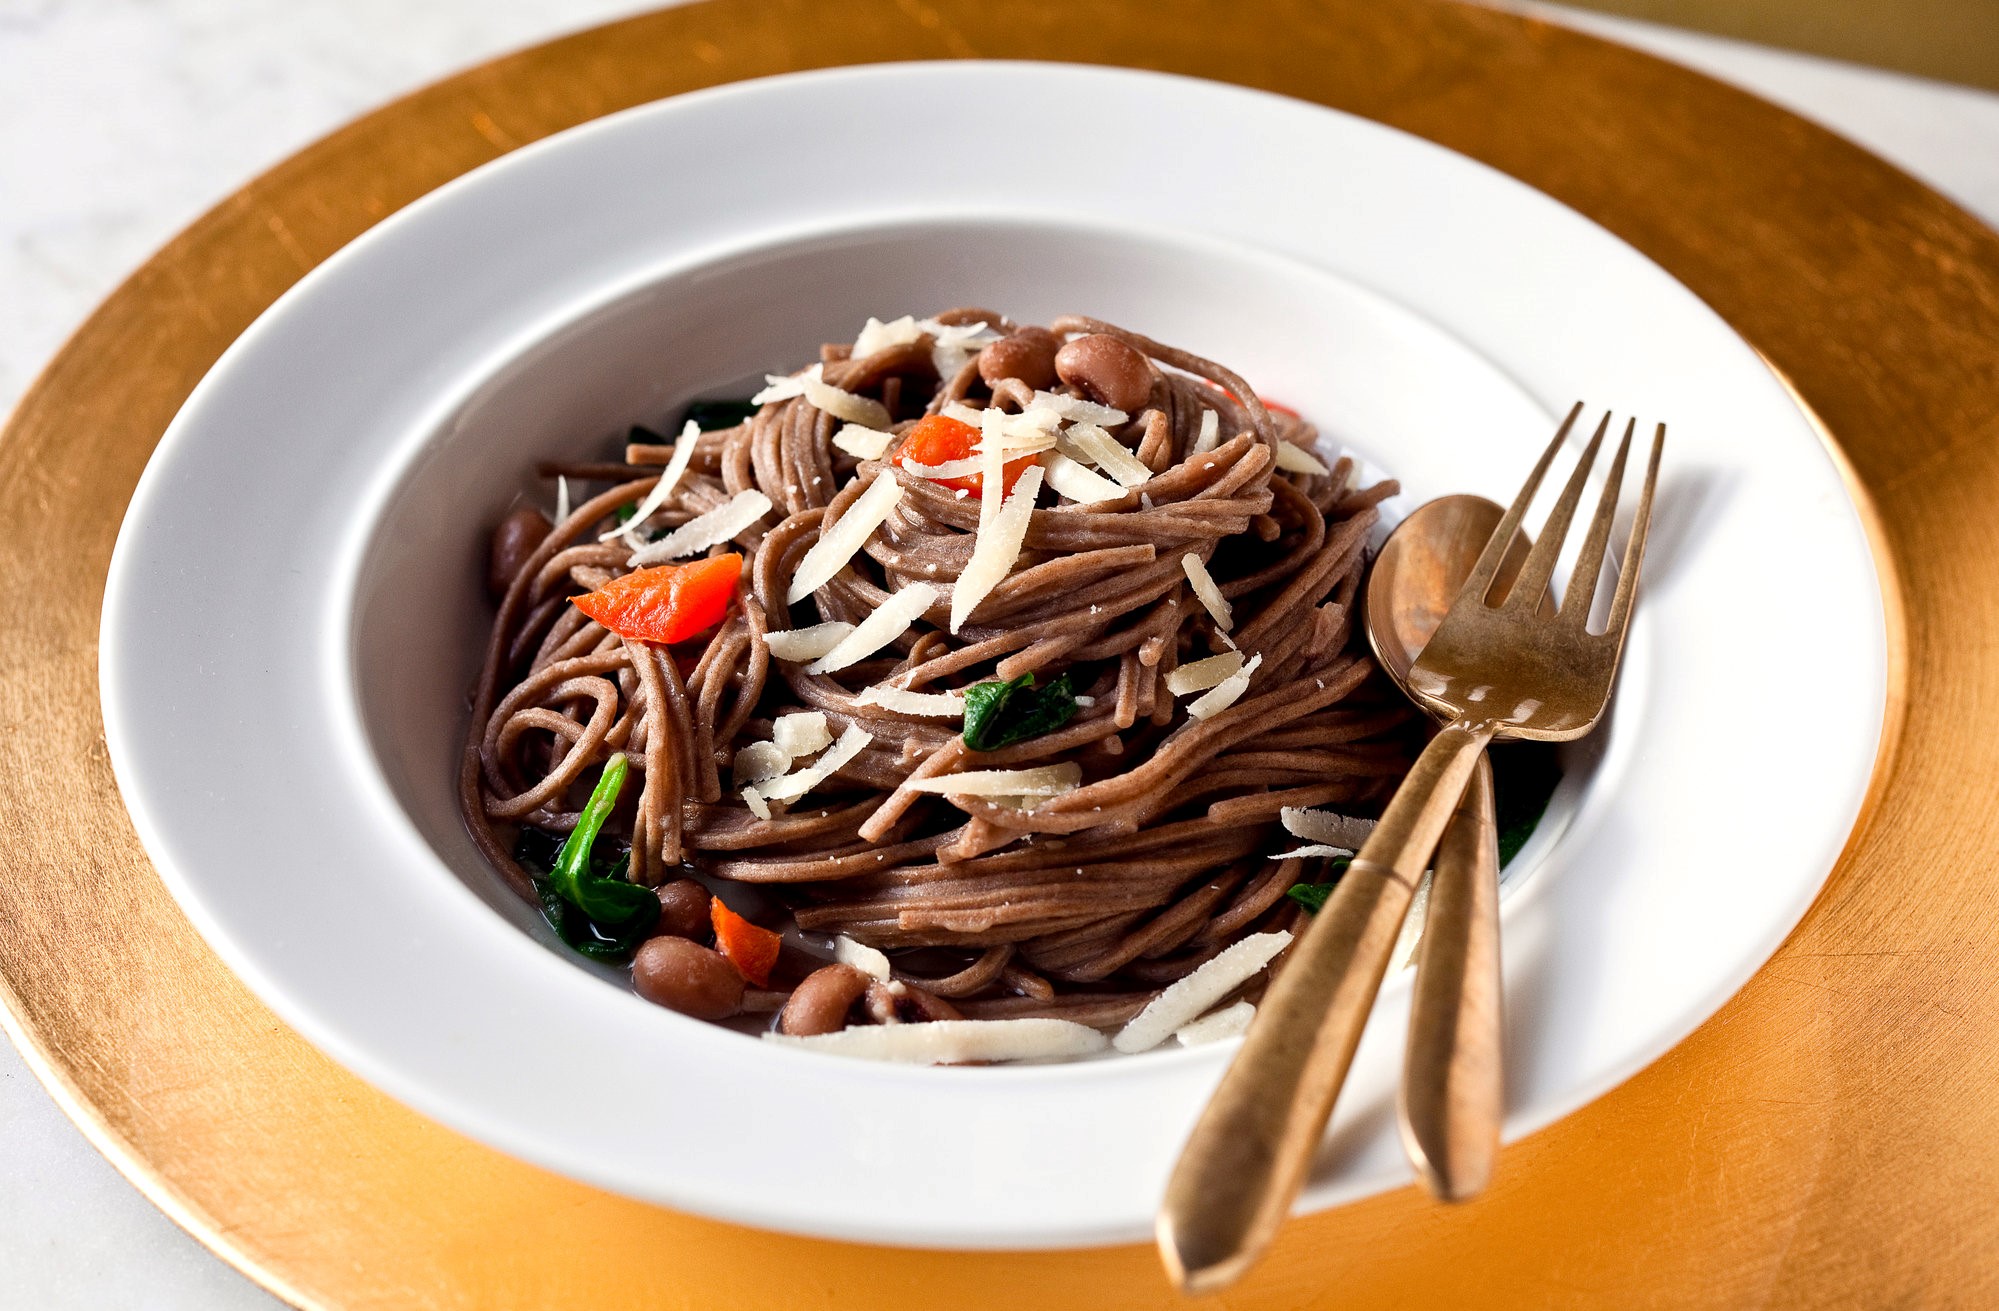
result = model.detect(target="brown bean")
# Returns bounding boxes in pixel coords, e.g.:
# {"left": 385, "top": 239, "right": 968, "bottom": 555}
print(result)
{"left": 632, "top": 937, "right": 743, "bottom": 1020}
{"left": 976, "top": 327, "right": 1060, "bottom": 391}
{"left": 778, "top": 964, "right": 872, "bottom": 1036}
{"left": 1054, "top": 334, "right": 1154, "bottom": 413}
{"left": 651, "top": 879, "right": 711, "bottom": 941}
{"left": 486, "top": 505, "right": 551, "bottom": 598}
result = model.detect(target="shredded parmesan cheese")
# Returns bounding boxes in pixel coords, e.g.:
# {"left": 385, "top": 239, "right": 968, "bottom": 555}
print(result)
{"left": 1029, "top": 389, "right": 1126, "bottom": 427}
{"left": 1040, "top": 450, "right": 1126, "bottom": 505}
{"left": 833, "top": 935, "right": 891, "bottom": 981}
{"left": 1276, "top": 440, "right": 1331, "bottom": 476}
{"left": 787, "top": 475, "right": 903, "bottom": 603}
{"left": 904, "top": 763, "right": 1082, "bottom": 797}
{"left": 806, "top": 583, "right": 938, "bottom": 674}
{"left": 554, "top": 475, "right": 570, "bottom": 525}
{"left": 1193, "top": 408, "right": 1221, "bottom": 455}
{"left": 855, "top": 684, "right": 965, "bottom": 717}
{"left": 751, "top": 363, "right": 817, "bottom": 404}
{"left": 803, "top": 371, "right": 891, "bottom": 429}
{"left": 764, "top": 1017, "right": 1107, "bottom": 1064}
{"left": 771, "top": 712, "right": 832, "bottom": 760}
{"left": 832, "top": 424, "right": 891, "bottom": 460}
{"left": 851, "top": 315, "right": 920, "bottom": 358}
{"left": 1187, "top": 652, "right": 1262, "bottom": 720}
{"left": 1176, "top": 1000, "right": 1255, "bottom": 1047}
{"left": 603, "top": 419, "right": 698, "bottom": 544}
{"left": 1181, "top": 553, "right": 1234, "bottom": 632}
{"left": 1164, "top": 651, "right": 1245, "bottom": 697}
{"left": 1060, "top": 423, "right": 1153, "bottom": 487}
{"left": 1273, "top": 844, "right": 1355, "bottom": 861}
{"left": 629, "top": 490, "right": 771, "bottom": 565}
{"left": 1281, "top": 808, "right": 1377, "bottom": 850}
{"left": 952, "top": 463, "right": 1043, "bottom": 633}
{"left": 731, "top": 740, "right": 789, "bottom": 787}
{"left": 1114, "top": 930, "right": 1294, "bottom": 1053}
{"left": 764, "top": 622, "right": 855, "bottom": 662}
{"left": 759, "top": 724, "right": 873, "bottom": 803}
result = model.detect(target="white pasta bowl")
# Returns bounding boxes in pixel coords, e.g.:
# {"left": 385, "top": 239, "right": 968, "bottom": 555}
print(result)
{"left": 100, "top": 62, "right": 1887, "bottom": 1247}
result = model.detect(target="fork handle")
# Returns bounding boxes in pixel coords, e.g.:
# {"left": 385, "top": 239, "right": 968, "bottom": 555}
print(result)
{"left": 1400, "top": 750, "right": 1503, "bottom": 1201}
{"left": 1158, "top": 719, "right": 1496, "bottom": 1294}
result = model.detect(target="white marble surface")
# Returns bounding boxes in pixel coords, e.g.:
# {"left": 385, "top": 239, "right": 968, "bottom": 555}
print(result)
{"left": 3, "top": 4, "right": 1996, "bottom": 1307}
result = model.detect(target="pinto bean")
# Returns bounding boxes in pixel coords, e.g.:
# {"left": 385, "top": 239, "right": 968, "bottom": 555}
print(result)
{"left": 778, "top": 964, "right": 873, "bottom": 1036}
{"left": 1054, "top": 333, "right": 1154, "bottom": 413}
{"left": 651, "top": 879, "right": 712, "bottom": 941}
{"left": 486, "top": 505, "right": 552, "bottom": 598}
{"left": 632, "top": 937, "right": 743, "bottom": 1020}
{"left": 976, "top": 327, "right": 1060, "bottom": 391}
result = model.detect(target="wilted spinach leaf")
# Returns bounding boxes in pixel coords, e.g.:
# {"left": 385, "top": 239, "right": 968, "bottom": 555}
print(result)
{"left": 961, "top": 672, "right": 1079, "bottom": 752}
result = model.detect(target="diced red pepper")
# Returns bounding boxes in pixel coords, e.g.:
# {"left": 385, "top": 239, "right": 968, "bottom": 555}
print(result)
{"left": 709, "top": 898, "right": 782, "bottom": 988}
{"left": 571, "top": 553, "right": 741, "bottom": 645}
{"left": 894, "top": 413, "right": 1034, "bottom": 495}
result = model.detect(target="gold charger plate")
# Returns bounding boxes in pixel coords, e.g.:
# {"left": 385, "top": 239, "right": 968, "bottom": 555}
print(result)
{"left": 4, "top": 1, "right": 1995, "bottom": 1306}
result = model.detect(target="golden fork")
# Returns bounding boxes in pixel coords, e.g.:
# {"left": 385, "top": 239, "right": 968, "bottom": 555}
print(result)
{"left": 1158, "top": 404, "right": 1664, "bottom": 1293}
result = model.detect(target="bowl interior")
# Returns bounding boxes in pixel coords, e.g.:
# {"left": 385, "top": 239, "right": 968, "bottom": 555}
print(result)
{"left": 347, "top": 214, "right": 1587, "bottom": 990}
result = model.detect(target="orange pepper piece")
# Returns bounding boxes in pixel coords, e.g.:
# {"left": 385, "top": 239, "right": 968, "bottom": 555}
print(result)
{"left": 571, "top": 554, "right": 741, "bottom": 645}
{"left": 709, "top": 899, "right": 781, "bottom": 988}
{"left": 894, "top": 413, "right": 1034, "bottom": 494}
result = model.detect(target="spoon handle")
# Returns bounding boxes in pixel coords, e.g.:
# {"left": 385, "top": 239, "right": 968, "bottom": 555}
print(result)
{"left": 1399, "top": 751, "right": 1503, "bottom": 1201}
{"left": 1157, "top": 720, "right": 1494, "bottom": 1293}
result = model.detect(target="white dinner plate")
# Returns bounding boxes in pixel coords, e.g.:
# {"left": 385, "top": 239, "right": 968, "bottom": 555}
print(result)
{"left": 100, "top": 62, "right": 1886, "bottom": 1248}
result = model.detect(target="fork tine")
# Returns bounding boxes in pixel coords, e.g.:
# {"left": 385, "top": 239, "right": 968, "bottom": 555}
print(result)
{"left": 1599, "top": 423, "right": 1665, "bottom": 641}
{"left": 1559, "top": 418, "right": 1634, "bottom": 621}
{"left": 1454, "top": 401, "right": 1584, "bottom": 610}
{"left": 1501, "top": 411, "right": 1610, "bottom": 611}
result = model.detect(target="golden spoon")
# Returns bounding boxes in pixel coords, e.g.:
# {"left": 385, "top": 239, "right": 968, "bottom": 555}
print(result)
{"left": 1366, "top": 494, "right": 1521, "bottom": 1202}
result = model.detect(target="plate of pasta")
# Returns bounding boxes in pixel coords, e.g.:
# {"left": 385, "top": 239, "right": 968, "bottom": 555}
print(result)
{"left": 100, "top": 62, "right": 1885, "bottom": 1245}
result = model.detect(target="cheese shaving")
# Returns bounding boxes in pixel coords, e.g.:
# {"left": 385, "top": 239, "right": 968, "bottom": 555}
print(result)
{"left": 1040, "top": 450, "right": 1126, "bottom": 505}
{"left": 977, "top": 408, "right": 1007, "bottom": 530}
{"left": 603, "top": 419, "right": 700, "bottom": 543}
{"left": 1164, "top": 651, "right": 1245, "bottom": 697}
{"left": 855, "top": 684, "right": 965, "bottom": 717}
{"left": 1181, "top": 553, "right": 1234, "bottom": 631}
{"left": 920, "top": 317, "right": 999, "bottom": 379}
{"left": 1276, "top": 440, "right": 1331, "bottom": 476}
{"left": 1192, "top": 408, "right": 1220, "bottom": 455}
{"left": 1187, "top": 652, "right": 1262, "bottom": 720}
{"left": 554, "top": 475, "right": 570, "bottom": 525}
{"left": 952, "top": 463, "right": 1043, "bottom": 633}
{"left": 1272, "top": 844, "right": 1355, "bottom": 861}
{"left": 1061, "top": 423, "right": 1153, "bottom": 487}
{"left": 1176, "top": 1000, "right": 1255, "bottom": 1047}
{"left": 787, "top": 474, "right": 903, "bottom": 603}
{"left": 806, "top": 583, "right": 938, "bottom": 674}
{"left": 731, "top": 740, "right": 789, "bottom": 787}
{"left": 1029, "top": 389, "right": 1126, "bottom": 427}
{"left": 900, "top": 456, "right": 984, "bottom": 480}
{"left": 764, "top": 1017, "right": 1107, "bottom": 1065}
{"left": 832, "top": 424, "right": 891, "bottom": 460}
{"left": 833, "top": 934, "right": 891, "bottom": 981}
{"left": 941, "top": 401, "right": 986, "bottom": 427}
{"left": 904, "top": 763, "right": 1082, "bottom": 797}
{"left": 803, "top": 372, "right": 891, "bottom": 429}
{"left": 751, "top": 363, "right": 818, "bottom": 404}
{"left": 851, "top": 315, "right": 921, "bottom": 358}
{"left": 741, "top": 787, "right": 771, "bottom": 820}
{"left": 764, "top": 622, "right": 854, "bottom": 662}
{"left": 1280, "top": 808, "right": 1377, "bottom": 850}
{"left": 772, "top": 712, "right": 832, "bottom": 760}
{"left": 759, "top": 724, "right": 872, "bottom": 803}
{"left": 629, "top": 490, "right": 772, "bottom": 565}
{"left": 1113, "top": 930, "right": 1293, "bottom": 1053}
